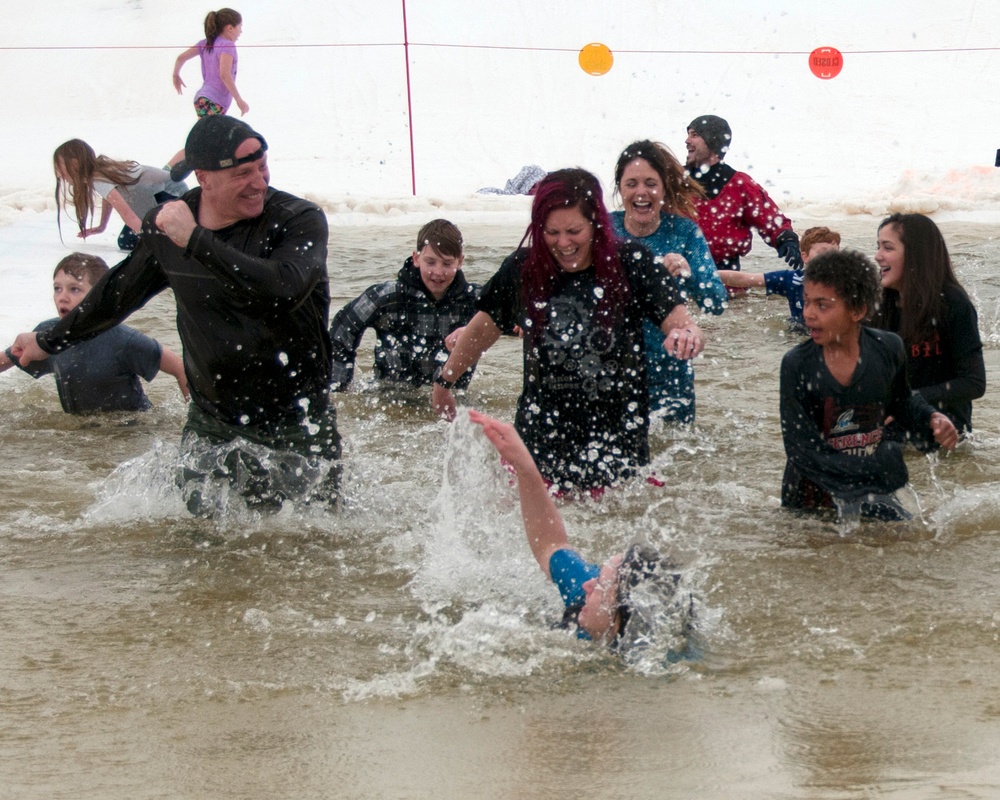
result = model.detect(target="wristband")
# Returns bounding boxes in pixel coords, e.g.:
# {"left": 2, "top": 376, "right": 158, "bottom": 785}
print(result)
{"left": 434, "top": 372, "right": 456, "bottom": 390}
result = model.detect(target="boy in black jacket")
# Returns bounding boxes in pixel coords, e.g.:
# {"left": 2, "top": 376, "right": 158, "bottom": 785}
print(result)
{"left": 330, "top": 219, "right": 480, "bottom": 391}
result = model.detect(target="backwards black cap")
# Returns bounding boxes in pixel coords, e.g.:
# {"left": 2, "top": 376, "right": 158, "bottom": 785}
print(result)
{"left": 170, "top": 115, "right": 268, "bottom": 182}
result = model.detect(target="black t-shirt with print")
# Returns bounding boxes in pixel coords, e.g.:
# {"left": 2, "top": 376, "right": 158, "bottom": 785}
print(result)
{"left": 478, "top": 243, "right": 681, "bottom": 491}
{"left": 779, "top": 327, "right": 935, "bottom": 509}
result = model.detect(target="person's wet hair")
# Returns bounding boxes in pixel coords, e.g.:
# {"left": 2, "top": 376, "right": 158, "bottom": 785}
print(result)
{"left": 53, "top": 252, "right": 109, "bottom": 286}
{"left": 872, "top": 213, "right": 967, "bottom": 343}
{"left": 519, "top": 167, "right": 628, "bottom": 333}
{"left": 53, "top": 139, "right": 139, "bottom": 241}
{"left": 612, "top": 543, "right": 684, "bottom": 652}
{"left": 613, "top": 139, "right": 705, "bottom": 220}
{"left": 803, "top": 248, "right": 881, "bottom": 318}
{"left": 415, "top": 218, "right": 463, "bottom": 259}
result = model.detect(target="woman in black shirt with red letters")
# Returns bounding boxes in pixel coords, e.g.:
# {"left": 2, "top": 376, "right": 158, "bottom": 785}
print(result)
{"left": 873, "top": 213, "right": 986, "bottom": 443}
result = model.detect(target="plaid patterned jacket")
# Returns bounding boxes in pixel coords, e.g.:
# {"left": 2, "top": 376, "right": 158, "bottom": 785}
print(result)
{"left": 329, "top": 258, "right": 480, "bottom": 390}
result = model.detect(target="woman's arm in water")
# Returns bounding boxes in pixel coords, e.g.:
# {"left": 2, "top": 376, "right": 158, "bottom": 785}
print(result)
{"left": 469, "top": 410, "right": 566, "bottom": 579}
{"left": 432, "top": 310, "right": 502, "bottom": 420}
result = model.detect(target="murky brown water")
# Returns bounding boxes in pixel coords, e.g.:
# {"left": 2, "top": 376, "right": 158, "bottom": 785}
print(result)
{"left": 1, "top": 217, "right": 999, "bottom": 799}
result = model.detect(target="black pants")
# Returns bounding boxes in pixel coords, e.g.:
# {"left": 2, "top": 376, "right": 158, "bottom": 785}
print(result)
{"left": 177, "top": 403, "right": 342, "bottom": 516}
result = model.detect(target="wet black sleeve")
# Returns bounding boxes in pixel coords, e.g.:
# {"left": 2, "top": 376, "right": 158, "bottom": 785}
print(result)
{"left": 919, "top": 291, "right": 986, "bottom": 408}
{"left": 182, "top": 203, "right": 329, "bottom": 312}
{"left": 620, "top": 242, "right": 683, "bottom": 325}
{"left": 477, "top": 250, "right": 524, "bottom": 335}
{"left": 328, "top": 282, "right": 393, "bottom": 389}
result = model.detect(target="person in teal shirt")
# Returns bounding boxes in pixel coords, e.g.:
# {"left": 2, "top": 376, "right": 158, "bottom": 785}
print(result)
{"left": 468, "top": 409, "right": 694, "bottom": 655}
{"left": 611, "top": 139, "right": 727, "bottom": 423}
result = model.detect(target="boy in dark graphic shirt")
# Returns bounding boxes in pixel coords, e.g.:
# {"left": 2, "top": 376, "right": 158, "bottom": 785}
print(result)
{"left": 779, "top": 250, "right": 958, "bottom": 520}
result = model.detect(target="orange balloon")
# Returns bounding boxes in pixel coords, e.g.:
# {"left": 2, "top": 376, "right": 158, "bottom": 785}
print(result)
{"left": 579, "top": 43, "right": 613, "bottom": 76}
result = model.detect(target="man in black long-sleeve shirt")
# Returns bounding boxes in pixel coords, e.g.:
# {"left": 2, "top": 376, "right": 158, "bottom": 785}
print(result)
{"left": 10, "top": 116, "right": 339, "bottom": 513}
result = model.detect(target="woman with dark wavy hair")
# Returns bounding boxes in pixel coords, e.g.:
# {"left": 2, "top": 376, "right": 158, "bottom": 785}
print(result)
{"left": 873, "top": 213, "right": 985, "bottom": 441}
{"left": 432, "top": 168, "right": 704, "bottom": 493}
{"left": 611, "top": 139, "right": 727, "bottom": 424}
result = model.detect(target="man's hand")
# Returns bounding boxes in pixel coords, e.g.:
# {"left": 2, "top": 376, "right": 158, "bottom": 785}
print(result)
{"left": 776, "top": 236, "right": 803, "bottom": 270}
{"left": 9, "top": 332, "right": 48, "bottom": 367}
{"left": 155, "top": 200, "right": 198, "bottom": 249}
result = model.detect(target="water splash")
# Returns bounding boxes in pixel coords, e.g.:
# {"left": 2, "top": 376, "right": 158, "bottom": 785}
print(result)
{"left": 83, "top": 439, "right": 189, "bottom": 523}
{"left": 412, "top": 412, "right": 545, "bottom": 605}
{"left": 83, "top": 437, "right": 339, "bottom": 532}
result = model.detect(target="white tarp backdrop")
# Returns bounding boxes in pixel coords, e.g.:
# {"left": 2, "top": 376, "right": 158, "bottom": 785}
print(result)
{"left": 3, "top": 0, "right": 1000, "bottom": 208}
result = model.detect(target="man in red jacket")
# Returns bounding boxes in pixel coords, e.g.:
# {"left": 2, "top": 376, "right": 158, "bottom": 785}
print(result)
{"left": 685, "top": 115, "right": 802, "bottom": 284}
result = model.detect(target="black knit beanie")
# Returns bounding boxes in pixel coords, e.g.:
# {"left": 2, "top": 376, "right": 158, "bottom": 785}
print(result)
{"left": 688, "top": 115, "right": 732, "bottom": 158}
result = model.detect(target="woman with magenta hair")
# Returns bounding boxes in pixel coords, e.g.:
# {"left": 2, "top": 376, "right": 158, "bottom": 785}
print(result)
{"left": 610, "top": 139, "right": 727, "bottom": 424}
{"left": 432, "top": 168, "right": 705, "bottom": 494}
{"left": 873, "top": 213, "right": 986, "bottom": 445}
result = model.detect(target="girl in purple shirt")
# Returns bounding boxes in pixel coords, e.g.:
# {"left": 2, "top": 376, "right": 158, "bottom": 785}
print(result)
{"left": 173, "top": 8, "right": 249, "bottom": 116}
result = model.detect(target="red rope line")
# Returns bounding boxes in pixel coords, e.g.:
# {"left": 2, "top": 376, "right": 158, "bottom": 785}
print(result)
{"left": 402, "top": 0, "right": 416, "bottom": 195}
{"left": 0, "top": 43, "right": 398, "bottom": 51}
{"left": 1, "top": 42, "right": 998, "bottom": 55}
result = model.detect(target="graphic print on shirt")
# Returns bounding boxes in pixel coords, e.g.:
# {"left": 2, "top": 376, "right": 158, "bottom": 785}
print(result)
{"left": 538, "top": 293, "right": 619, "bottom": 401}
{"left": 910, "top": 330, "right": 944, "bottom": 359}
{"left": 821, "top": 398, "right": 884, "bottom": 457}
